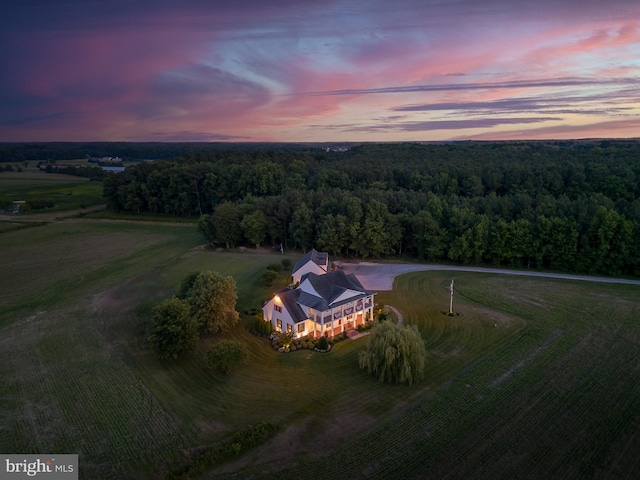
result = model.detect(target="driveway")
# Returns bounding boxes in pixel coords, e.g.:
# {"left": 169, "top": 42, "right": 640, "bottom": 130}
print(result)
{"left": 339, "top": 262, "right": 640, "bottom": 291}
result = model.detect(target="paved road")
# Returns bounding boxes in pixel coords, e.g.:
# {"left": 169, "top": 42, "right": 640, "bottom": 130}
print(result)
{"left": 340, "top": 262, "right": 640, "bottom": 291}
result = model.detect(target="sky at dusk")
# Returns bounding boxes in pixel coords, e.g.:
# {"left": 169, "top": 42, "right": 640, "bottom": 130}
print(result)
{"left": 1, "top": 0, "right": 639, "bottom": 143}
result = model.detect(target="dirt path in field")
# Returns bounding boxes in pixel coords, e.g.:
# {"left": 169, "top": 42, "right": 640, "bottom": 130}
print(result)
{"left": 341, "top": 262, "right": 640, "bottom": 290}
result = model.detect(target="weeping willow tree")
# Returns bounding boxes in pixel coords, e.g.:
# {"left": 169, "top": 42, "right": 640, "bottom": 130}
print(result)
{"left": 358, "top": 321, "right": 427, "bottom": 385}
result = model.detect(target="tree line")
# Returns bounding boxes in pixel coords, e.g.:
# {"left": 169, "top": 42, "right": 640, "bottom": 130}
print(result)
{"left": 101, "top": 141, "right": 640, "bottom": 277}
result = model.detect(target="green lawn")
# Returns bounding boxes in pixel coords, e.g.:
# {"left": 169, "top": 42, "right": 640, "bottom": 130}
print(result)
{"left": 257, "top": 274, "right": 640, "bottom": 479}
{"left": 1, "top": 220, "right": 639, "bottom": 478}
{"left": 0, "top": 171, "right": 104, "bottom": 213}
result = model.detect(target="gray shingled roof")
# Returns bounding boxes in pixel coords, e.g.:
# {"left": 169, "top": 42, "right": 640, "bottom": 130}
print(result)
{"left": 277, "top": 287, "right": 309, "bottom": 323}
{"left": 298, "top": 270, "right": 372, "bottom": 311}
{"left": 292, "top": 248, "right": 328, "bottom": 274}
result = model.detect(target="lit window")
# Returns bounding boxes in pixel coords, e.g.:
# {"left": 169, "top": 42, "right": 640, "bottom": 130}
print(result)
{"left": 276, "top": 319, "right": 282, "bottom": 332}
{"left": 287, "top": 324, "right": 292, "bottom": 333}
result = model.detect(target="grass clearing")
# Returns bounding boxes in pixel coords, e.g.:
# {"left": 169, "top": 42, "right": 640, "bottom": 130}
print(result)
{"left": 1, "top": 219, "right": 639, "bottom": 478}
{"left": 0, "top": 171, "right": 103, "bottom": 212}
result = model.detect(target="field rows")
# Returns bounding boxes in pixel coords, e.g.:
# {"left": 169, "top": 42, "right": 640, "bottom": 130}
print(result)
{"left": 2, "top": 221, "right": 639, "bottom": 478}
{"left": 241, "top": 274, "right": 640, "bottom": 479}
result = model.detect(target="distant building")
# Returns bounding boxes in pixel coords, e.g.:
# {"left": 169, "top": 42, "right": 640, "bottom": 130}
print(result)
{"left": 101, "top": 166, "right": 126, "bottom": 173}
{"left": 88, "top": 156, "right": 122, "bottom": 163}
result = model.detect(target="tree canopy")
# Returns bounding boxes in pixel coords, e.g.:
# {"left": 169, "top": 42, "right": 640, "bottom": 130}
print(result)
{"left": 147, "top": 296, "right": 199, "bottom": 360}
{"left": 27, "top": 139, "right": 640, "bottom": 278}
{"left": 148, "top": 271, "right": 241, "bottom": 360}
{"left": 181, "top": 271, "right": 240, "bottom": 335}
{"left": 359, "top": 321, "right": 427, "bottom": 385}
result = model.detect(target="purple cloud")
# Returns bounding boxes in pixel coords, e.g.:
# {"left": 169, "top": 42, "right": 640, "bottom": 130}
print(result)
{"left": 1, "top": 0, "right": 639, "bottom": 141}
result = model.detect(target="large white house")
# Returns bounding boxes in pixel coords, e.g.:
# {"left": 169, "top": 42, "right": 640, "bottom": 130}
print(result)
{"left": 263, "top": 268, "right": 375, "bottom": 339}
{"left": 291, "top": 249, "right": 329, "bottom": 284}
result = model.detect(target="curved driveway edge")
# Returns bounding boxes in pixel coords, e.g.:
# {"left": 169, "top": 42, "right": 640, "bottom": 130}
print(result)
{"left": 340, "top": 262, "right": 640, "bottom": 291}
{"left": 385, "top": 305, "right": 403, "bottom": 325}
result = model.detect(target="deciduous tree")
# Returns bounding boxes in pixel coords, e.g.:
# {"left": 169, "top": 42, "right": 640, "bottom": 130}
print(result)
{"left": 359, "top": 321, "right": 427, "bottom": 385}
{"left": 147, "top": 296, "right": 199, "bottom": 360}
{"left": 182, "top": 271, "right": 240, "bottom": 335}
{"left": 212, "top": 201, "right": 242, "bottom": 249}
{"left": 241, "top": 210, "right": 267, "bottom": 249}
{"left": 290, "top": 202, "right": 314, "bottom": 252}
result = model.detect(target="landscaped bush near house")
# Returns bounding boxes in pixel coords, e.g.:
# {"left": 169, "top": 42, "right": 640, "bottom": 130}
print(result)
{"left": 317, "top": 336, "right": 329, "bottom": 351}
{"left": 252, "top": 316, "right": 273, "bottom": 336}
{"left": 262, "top": 269, "right": 278, "bottom": 286}
{"left": 357, "top": 322, "right": 374, "bottom": 332}
{"left": 266, "top": 262, "right": 282, "bottom": 272}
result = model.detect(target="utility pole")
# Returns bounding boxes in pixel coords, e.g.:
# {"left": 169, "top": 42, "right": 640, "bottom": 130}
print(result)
{"left": 449, "top": 279, "right": 454, "bottom": 314}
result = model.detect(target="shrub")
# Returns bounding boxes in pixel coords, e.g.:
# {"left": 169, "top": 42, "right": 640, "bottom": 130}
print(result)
{"left": 252, "top": 317, "right": 273, "bottom": 336}
{"left": 281, "top": 258, "right": 292, "bottom": 269}
{"left": 317, "top": 336, "right": 329, "bottom": 350}
{"left": 25, "top": 198, "right": 54, "bottom": 210}
{"left": 206, "top": 340, "right": 247, "bottom": 374}
{"left": 266, "top": 263, "right": 282, "bottom": 272}
{"left": 262, "top": 269, "right": 278, "bottom": 286}
{"left": 164, "top": 422, "right": 278, "bottom": 480}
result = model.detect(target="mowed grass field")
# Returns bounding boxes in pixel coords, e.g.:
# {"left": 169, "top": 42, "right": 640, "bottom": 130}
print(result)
{"left": 1, "top": 219, "right": 639, "bottom": 478}
{"left": 257, "top": 273, "right": 640, "bottom": 479}
{"left": 0, "top": 171, "right": 104, "bottom": 213}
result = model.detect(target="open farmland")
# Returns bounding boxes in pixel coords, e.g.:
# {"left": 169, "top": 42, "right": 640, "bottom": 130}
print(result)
{"left": 1, "top": 219, "right": 639, "bottom": 478}
{"left": 0, "top": 171, "right": 103, "bottom": 213}
{"left": 246, "top": 273, "right": 640, "bottom": 479}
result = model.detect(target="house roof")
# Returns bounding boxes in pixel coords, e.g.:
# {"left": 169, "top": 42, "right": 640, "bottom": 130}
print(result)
{"left": 292, "top": 248, "right": 328, "bottom": 274}
{"left": 297, "top": 270, "right": 372, "bottom": 311}
{"left": 276, "top": 287, "right": 308, "bottom": 323}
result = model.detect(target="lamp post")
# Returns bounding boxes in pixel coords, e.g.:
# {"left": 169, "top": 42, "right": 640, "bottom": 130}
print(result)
{"left": 449, "top": 279, "right": 454, "bottom": 315}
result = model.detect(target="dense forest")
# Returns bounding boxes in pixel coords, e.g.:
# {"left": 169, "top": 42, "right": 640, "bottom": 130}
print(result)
{"left": 28, "top": 141, "right": 640, "bottom": 277}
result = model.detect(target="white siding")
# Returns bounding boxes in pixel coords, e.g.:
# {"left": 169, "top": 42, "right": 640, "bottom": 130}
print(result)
{"left": 262, "top": 297, "right": 296, "bottom": 333}
{"left": 292, "top": 262, "right": 326, "bottom": 284}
